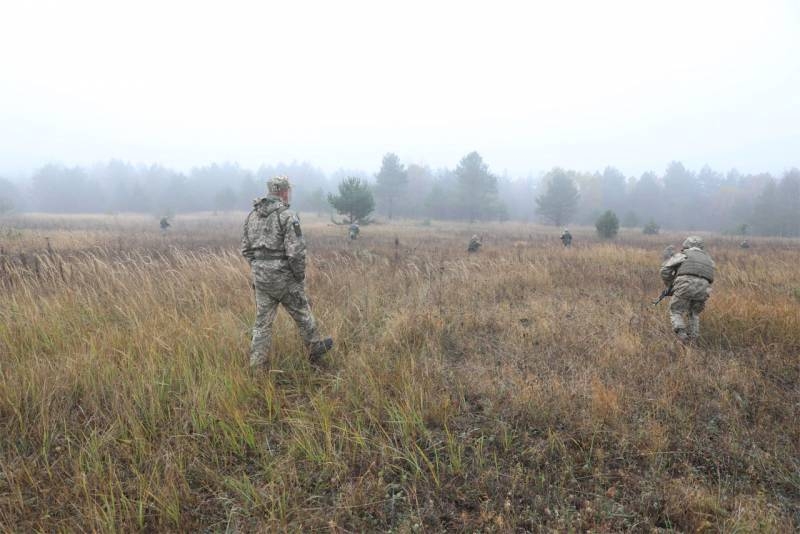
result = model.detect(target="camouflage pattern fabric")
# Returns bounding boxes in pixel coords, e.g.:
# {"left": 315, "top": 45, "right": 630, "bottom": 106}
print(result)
{"left": 468, "top": 235, "right": 481, "bottom": 252}
{"left": 676, "top": 248, "right": 715, "bottom": 281}
{"left": 660, "top": 246, "right": 714, "bottom": 340}
{"left": 668, "top": 275, "right": 712, "bottom": 339}
{"left": 249, "top": 259, "right": 320, "bottom": 365}
{"left": 267, "top": 175, "right": 291, "bottom": 193}
{"left": 241, "top": 196, "right": 306, "bottom": 280}
{"left": 241, "top": 195, "right": 322, "bottom": 366}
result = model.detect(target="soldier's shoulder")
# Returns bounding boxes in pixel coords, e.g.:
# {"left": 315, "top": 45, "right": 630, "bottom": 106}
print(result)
{"left": 279, "top": 207, "right": 303, "bottom": 230}
{"left": 662, "top": 252, "right": 687, "bottom": 267}
{"left": 278, "top": 205, "right": 298, "bottom": 220}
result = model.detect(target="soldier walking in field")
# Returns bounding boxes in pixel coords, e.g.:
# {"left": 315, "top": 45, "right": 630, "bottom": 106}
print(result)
{"left": 467, "top": 234, "right": 482, "bottom": 253}
{"left": 159, "top": 216, "right": 170, "bottom": 232}
{"left": 659, "top": 236, "right": 715, "bottom": 342}
{"left": 349, "top": 222, "right": 360, "bottom": 240}
{"left": 241, "top": 175, "right": 333, "bottom": 367}
{"left": 560, "top": 228, "right": 572, "bottom": 247}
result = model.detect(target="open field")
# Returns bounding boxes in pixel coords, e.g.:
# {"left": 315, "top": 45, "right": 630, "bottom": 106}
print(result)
{"left": 1, "top": 213, "right": 799, "bottom": 531}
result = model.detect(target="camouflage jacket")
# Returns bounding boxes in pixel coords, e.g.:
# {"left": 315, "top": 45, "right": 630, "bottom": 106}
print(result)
{"left": 240, "top": 195, "right": 306, "bottom": 279}
{"left": 660, "top": 247, "right": 715, "bottom": 286}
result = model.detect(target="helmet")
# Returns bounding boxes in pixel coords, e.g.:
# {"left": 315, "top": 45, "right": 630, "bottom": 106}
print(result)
{"left": 267, "top": 175, "right": 291, "bottom": 194}
{"left": 682, "top": 236, "right": 704, "bottom": 250}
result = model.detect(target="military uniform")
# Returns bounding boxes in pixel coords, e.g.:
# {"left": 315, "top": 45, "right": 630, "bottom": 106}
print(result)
{"left": 241, "top": 176, "right": 332, "bottom": 366}
{"left": 560, "top": 229, "right": 572, "bottom": 247}
{"left": 467, "top": 235, "right": 481, "bottom": 253}
{"left": 659, "top": 236, "right": 715, "bottom": 341}
{"left": 349, "top": 223, "right": 360, "bottom": 240}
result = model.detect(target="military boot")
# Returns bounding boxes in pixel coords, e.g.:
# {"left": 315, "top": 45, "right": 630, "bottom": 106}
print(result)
{"left": 688, "top": 316, "right": 701, "bottom": 340}
{"left": 308, "top": 337, "right": 334, "bottom": 364}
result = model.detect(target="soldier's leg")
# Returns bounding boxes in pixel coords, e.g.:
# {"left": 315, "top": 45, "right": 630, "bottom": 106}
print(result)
{"left": 687, "top": 299, "right": 706, "bottom": 340}
{"left": 668, "top": 296, "right": 690, "bottom": 341}
{"left": 687, "top": 313, "right": 700, "bottom": 340}
{"left": 250, "top": 287, "right": 280, "bottom": 367}
{"left": 280, "top": 280, "right": 321, "bottom": 345}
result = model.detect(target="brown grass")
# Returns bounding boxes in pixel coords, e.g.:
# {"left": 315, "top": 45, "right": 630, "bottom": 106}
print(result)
{"left": 1, "top": 213, "right": 798, "bottom": 531}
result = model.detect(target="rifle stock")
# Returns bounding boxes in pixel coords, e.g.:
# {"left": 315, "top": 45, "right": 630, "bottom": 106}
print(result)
{"left": 652, "top": 284, "right": 674, "bottom": 305}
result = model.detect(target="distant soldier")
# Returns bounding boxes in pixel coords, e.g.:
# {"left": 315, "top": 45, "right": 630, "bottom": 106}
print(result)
{"left": 560, "top": 228, "right": 572, "bottom": 247}
{"left": 659, "top": 236, "right": 715, "bottom": 342}
{"left": 241, "top": 175, "right": 333, "bottom": 367}
{"left": 159, "top": 216, "right": 170, "bottom": 232}
{"left": 349, "top": 222, "right": 360, "bottom": 240}
{"left": 739, "top": 240, "right": 750, "bottom": 249}
{"left": 662, "top": 245, "right": 675, "bottom": 261}
{"left": 467, "top": 234, "right": 482, "bottom": 253}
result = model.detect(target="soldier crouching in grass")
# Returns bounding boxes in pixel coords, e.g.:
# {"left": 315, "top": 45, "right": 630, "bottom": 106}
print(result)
{"left": 659, "top": 236, "right": 715, "bottom": 343}
{"left": 241, "top": 175, "right": 333, "bottom": 368}
{"left": 467, "top": 234, "right": 482, "bottom": 253}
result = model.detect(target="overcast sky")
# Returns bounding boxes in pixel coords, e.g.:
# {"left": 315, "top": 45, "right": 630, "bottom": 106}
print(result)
{"left": 1, "top": 0, "right": 798, "bottom": 179}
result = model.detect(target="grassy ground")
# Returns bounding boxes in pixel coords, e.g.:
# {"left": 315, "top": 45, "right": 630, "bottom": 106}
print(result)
{"left": 1, "top": 213, "right": 798, "bottom": 531}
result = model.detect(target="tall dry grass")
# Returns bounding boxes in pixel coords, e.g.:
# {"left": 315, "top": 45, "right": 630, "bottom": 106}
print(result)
{"left": 1, "top": 213, "right": 798, "bottom": 531}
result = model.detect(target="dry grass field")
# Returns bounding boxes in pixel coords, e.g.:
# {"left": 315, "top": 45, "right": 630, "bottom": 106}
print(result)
{"left": 1, "top": 212, "right": 798, "bottom": 532}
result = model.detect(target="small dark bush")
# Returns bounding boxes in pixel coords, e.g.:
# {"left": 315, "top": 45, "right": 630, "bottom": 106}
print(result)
{"left": 596, "top": 210, "right": 619, "bottom": 239}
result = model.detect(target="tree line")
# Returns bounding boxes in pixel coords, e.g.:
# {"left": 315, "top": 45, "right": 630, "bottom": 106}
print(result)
{"left": 0, "top": 155, "right": 798, "bottom": 236}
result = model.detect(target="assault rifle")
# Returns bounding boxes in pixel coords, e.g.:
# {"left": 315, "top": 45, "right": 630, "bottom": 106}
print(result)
{"left": 652, "top": 284, "right": 673, "bottom": 305}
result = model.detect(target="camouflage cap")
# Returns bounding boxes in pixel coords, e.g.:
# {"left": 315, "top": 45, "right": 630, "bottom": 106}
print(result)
{"left": 682, "top": 235, "right": 704, "bottom": 250}
{"left": 267, "top": 175, "right": 291, "bottom": 193}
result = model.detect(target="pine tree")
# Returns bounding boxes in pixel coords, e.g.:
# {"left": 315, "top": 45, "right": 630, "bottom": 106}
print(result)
{"left": 535, "top": 168, "right": 580, "bottom": 226}
{"left": 596, "top": 210, "right": 619, "bottom": 238}
{"left": 328, "top": 177, "right": 375, "bottom": 224}
{"left": 455, "top": 152, "right": 503, "bottom": 221}
{"left": 374, "top": 153, "right": 407, "bottom": 220}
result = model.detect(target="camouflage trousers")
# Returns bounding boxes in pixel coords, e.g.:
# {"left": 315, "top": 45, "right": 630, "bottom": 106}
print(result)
{"left": 249, "top": 260, "right": 320, "bottom": 366}
{"left": 668, "top": 275, "right": 712, "bottom": 340}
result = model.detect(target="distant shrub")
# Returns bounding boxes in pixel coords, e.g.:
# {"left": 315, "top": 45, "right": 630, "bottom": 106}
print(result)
{"left": 596, "top": 210, "right": 619, "bottom": 239}
{"left": 643, "top": 220, "right": 660, "bottom": 235}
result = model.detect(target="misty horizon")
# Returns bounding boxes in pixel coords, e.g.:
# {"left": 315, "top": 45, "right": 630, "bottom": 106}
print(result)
{"left": 3, "top": 156, "right": 800, "bottom": 184}
{"left": 2, "top": 155, "right": 798, "bottom": 238}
